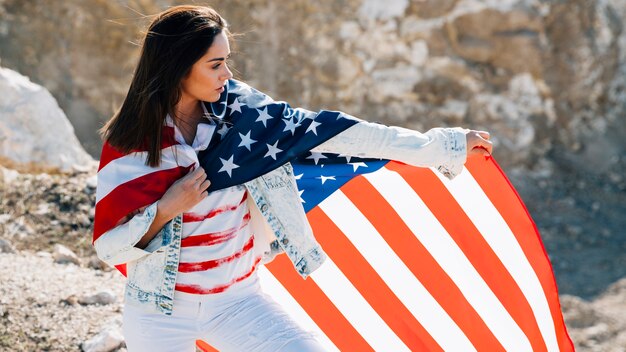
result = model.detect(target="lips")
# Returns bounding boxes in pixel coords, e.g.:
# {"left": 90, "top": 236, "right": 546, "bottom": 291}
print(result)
{"left": 216, "top": 86, "right": 225, "bottom": 93}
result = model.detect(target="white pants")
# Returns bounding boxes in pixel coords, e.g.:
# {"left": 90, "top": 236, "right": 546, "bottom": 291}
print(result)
{"left": 122, "top": 283, "right": 326, "bottom": 352}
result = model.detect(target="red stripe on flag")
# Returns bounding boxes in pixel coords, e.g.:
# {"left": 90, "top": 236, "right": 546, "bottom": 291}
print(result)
{"left": 386, "top": 161, "right": 548, "bottom": 351}
{"left": 178, "top": 234, "right": 255, "bottom": 273}
{"left": 98, "top": 126, "right": 178, "bottom": 171}
{"left": 183, "top": 191, "right": 248, "bottom": 222}
{"left": 93, "top": 165, "right": 191, "bottom": 242}
{"left": 465, "top": 158, "right": 574, "bottom": 350}
{"left": 181, "top": 213, "right": 251, "bottom": 247}
{"left": 195, "top": 340, "right": 218, "bottom": 352}
{"left": 308, "top": 207, "right": 444, "bottom": 352}
{"left": 341, "top": 174, "right": 504, "bottom": 351}
{"left": 265, "top": 255, "right": 374, "bottom": 352}
{"left": 175, "top": 256, "right": 262, "bottom": 294}
{"left": 115, "top": 264, "right": 127, "bottom": 277}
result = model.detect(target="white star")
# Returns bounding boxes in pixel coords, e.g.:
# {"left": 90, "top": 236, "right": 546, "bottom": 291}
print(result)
{"left": 282, "top": 118, "right": 300, "bottom": 136}
{"left": 238, "top": 131, "right": 256, "bottom": 151}
{"left": 294, "top": 173, "right": 303, "bottom": 180}
{"left": 298, "top": 189, "right": 305, "bottom": 203}
{"left": 306, "top": 152, "right": 327, "bottom": 165}
{"left": 217, "top": 124, "right": 230, "bottom": 138}
{"left": 348, "top": 162, "right": 368, "bottom": 172}
{"left": 316, "top": 175, "right": 336, "bottom": 185}
{"left": 218, "top": 155, "right": 239, "bottom": 177}
{"left": 255, "top": 107, "right": 273, "bottom": 127}
{"left": 264, "top": 140, "right": 282, "bottom": 160}
{"left": 228, "top": 98, "right": 243, "bottom": 115}
{"left": 305, "top": 120, "right": 321, "bottom": 135}
{"left": 338, "top": 153, "right": 352, "bottom": 163}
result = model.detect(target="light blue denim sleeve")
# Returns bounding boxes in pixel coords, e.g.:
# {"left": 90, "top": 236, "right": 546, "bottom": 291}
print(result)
{"left": 93, "top": 201, "right": 171, "bottom": 266}
{"left": 311, "top": 120, "right": 468, "bottom": 179}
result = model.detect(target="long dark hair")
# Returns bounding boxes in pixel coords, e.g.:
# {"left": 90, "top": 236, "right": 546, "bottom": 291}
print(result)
{"left": 100, "top": 5, "right": 228, "bottom": 167}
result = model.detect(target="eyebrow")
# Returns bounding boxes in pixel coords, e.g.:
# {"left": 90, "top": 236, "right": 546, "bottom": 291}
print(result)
{"left": 207, "top": 53, "right": 231, "bottom": 62}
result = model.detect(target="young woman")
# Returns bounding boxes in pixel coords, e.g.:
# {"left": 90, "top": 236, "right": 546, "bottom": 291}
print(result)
{"left": 93, "top": 5, "right": 492, "bottom": 352}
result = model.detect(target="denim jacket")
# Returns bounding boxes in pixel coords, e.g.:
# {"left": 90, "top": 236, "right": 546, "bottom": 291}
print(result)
{"left": 93, "top": 120, "right": 467, "bottom": 315}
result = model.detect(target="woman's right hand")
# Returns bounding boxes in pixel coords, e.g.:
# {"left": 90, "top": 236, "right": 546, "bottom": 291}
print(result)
{"left": 157, "top": 166, "right": 210, "bottom": 219}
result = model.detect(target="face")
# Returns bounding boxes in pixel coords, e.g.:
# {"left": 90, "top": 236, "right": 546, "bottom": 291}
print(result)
{"left": 180, "top": 31, "right": 233, "bottom": 103}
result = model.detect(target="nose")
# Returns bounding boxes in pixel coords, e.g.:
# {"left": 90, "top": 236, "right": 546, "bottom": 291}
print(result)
{"left": 222, "top": 64, "right": 233, "bottom": 81}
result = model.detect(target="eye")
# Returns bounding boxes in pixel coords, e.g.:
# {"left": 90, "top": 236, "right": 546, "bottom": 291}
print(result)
{"left": 212, "top": 62, "right": 221, "bottom": 70}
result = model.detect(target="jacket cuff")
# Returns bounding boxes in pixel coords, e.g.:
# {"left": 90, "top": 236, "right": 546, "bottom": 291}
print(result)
{"left": 436, "top": 127, "right": 467, "bottom": 180}
{"left": 94, "top": 201, "right": 166, "bottom": 266}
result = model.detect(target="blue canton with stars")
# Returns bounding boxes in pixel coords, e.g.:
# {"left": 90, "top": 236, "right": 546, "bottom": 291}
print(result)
{"left": 199, "top": 79, "right": 358, "bottom": 191}
{"left": 291, "top": 153, "right": 387, "bottom": 212}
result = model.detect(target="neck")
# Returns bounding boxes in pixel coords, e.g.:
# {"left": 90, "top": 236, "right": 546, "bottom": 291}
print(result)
{"left": 175, "top": 95, "right": 202, "bottom": 124}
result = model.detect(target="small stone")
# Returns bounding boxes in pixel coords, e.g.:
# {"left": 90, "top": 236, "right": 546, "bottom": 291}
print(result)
{"left": 0, "top": 214, "right": 11, "bottom": 224}
{"left": 76, "top": 213, "right": 91, "bottom": 227}
{"left": 0, "top": 167, "right": 20, "bottom": 185}
{"left": 7, "top": 217, "right": 34, "bottom": 238}
{"left": 87, "top": 256, "right": 109, "bottom": 271}
{"left": 34, "top": 203, "right": 50, "bottom": 215}
{"left": 61, "top": 294, "right": 79, "bottom": 306}
{"left": 81, "top": 326, "right": 124, "bottom": 352}
{"left": 0, "top": 237, "right": 16, "bottom": 253}
{"left": 36, "top": 251, "right": 52, "bottom": 258}
{"left": 85, "top": 174, "right": 98, "bottom": 189}
{"left": 52, "top": 244, "right": 80, "bottom": 265}
{"left": 78, "top": 291, "right": 117, "bottom": 306}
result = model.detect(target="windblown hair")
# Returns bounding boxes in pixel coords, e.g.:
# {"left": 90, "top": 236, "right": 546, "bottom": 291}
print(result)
{"left": 100, "top": 5, "right": 228, "bottom": 166}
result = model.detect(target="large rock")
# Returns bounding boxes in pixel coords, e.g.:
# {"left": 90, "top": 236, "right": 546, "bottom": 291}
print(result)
{"left": 0, "top": 67, "right": 94, "bottom": 172}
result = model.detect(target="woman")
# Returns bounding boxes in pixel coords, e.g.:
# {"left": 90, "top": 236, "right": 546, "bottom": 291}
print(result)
{"left": 93, "top": 5, "right": 493, "bottom": 352}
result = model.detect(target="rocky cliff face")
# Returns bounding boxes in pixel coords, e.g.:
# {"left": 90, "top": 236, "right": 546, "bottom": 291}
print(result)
{"left": 1, "top": 0, "right": 624, "bottom": 173}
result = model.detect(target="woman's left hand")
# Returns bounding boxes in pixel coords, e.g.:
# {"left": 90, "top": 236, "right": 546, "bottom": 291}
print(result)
{"left": 466, "top": 130, "right": 493, "bottom": 158}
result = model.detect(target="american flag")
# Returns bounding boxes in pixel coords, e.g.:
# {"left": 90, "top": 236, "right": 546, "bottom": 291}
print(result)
{"left": 196, "top": 155, "right": 574, "bottom": 351}
{"left": 94, "top": 80, "right": 573, "bottom": 350}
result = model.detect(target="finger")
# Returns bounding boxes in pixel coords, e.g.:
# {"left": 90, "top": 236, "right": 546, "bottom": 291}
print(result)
{"left": 477, "top": 131, "right": 490, "bottom": 140}
{"left": 476, "top": 140, "right": 493, "bottom": 155}
{"left": 189, "top": 166, "right": 206, "bottom": 180}
{"left": 471, "top": 145, "right": 491, "bottom": 157}
{"left": 199, "top": 179, "right": 211, "bottom": 192}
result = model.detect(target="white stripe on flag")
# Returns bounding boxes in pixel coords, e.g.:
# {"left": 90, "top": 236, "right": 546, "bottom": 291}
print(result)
{"left": 365, "top": 167, "right": 533, "bottom": 352}
{"left": 319, "top": 190, "right": 477, "bottom": 351}
{"left": 435, "top": 167, "right": 560, "bottom": 351}
{"left": 257, "top": 266, "right": 339, "bottom": 352}
{"left": 310, "top": 258, "right": 410, "bottom": 352}
{"left": 96, "top": 145, "right": 195, "bottom": 202}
